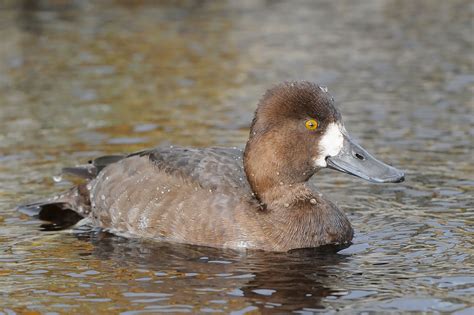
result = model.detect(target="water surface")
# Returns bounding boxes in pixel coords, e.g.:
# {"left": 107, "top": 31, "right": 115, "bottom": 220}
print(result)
{"left": 0, "top": 0, "right": 473, "bottom": 313}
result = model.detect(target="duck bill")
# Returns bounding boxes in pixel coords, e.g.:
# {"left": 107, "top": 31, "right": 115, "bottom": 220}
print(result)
{"left": 326, "top": 135, "right": 405, "bottom": 183}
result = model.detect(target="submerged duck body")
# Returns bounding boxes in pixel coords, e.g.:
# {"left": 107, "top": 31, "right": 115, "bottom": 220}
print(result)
{"left": 22, "top": 82, "right": 404, "bottom": 252}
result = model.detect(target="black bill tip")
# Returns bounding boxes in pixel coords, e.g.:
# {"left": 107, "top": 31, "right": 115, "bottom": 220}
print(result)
{"left": 389, "top": 172, "right": 405, "bottom": 183}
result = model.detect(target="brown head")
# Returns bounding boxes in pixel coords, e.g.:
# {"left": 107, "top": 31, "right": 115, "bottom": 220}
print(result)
{"left": 244, "top": 81, "right": 404, "bottom": 205}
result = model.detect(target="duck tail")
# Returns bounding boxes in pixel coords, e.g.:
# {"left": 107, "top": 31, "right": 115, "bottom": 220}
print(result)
{"left": 18, "top": 184, "right": 91, "bottom": 230}
{"left": 18, "top": 154, "right": 128, "bottom": 230}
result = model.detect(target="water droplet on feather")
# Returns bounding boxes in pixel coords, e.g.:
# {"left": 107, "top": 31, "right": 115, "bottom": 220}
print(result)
{"left": 53, "top": 175, "right": 62, "bottom": 183}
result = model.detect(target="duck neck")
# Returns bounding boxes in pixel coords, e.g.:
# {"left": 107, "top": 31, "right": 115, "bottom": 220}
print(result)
{"left": 243, "top": 133, "right": 315, "bottom": 207}
{"left": 243, "top": 129, "right": 354, "bottom": 250}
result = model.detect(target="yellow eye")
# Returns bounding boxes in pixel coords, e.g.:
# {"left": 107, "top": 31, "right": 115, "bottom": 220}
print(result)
{"left": 305, "top": 119, "right": 318, "bottom": 130}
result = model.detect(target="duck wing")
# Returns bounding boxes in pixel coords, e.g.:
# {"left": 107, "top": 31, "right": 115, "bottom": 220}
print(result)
{"left": 63, "top": 146, "right": 248, "bottom": 191}
{"left": 19, "top": 146, "right": 250, "bottom": 230}
{"left": 137, "top": 146, "right": 249, "bottom": 191}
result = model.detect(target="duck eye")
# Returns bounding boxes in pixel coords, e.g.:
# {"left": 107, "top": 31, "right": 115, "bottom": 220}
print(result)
{"left": 305, "top": 119, "right": 318, "bottom": 130}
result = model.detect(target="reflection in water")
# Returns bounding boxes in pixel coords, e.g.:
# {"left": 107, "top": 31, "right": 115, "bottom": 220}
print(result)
{"left": 18, "top": 0, "right": 42, "bottom": 34}
{"left": 78, "top": 231, "right": 348, "bottom": 313}
{"left": 0, "top": 0, "right": 473, "bottom": 313}
{"left": 18, "top": 0, "right": 79, "bottom": 34}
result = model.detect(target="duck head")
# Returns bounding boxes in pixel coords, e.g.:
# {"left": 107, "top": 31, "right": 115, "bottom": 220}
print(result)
{"left": 244, "top": 81, "right": 404, "bottom": 203}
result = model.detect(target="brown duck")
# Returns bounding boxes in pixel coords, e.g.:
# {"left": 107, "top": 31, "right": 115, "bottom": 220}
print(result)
{"left": 21, "top": 81, "right": 404, "bottom": 252}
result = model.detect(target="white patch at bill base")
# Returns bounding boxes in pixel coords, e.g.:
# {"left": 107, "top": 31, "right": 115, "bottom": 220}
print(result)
{"left": 313, "top": 122, "right": 344, "bottom": 167}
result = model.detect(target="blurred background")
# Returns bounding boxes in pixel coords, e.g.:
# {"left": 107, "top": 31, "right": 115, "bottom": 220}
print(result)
{"left": 0, "top": 0, "right": 472, "bottom": 314}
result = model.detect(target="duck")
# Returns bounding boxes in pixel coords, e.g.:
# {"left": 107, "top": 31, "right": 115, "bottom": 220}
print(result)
{"left": 20, "top": 81, "right": 405, "bottom": 252}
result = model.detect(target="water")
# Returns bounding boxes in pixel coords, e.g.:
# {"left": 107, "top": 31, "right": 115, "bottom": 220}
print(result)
{"left": 0, "top": 0, "right": 473, "bottom": 313}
